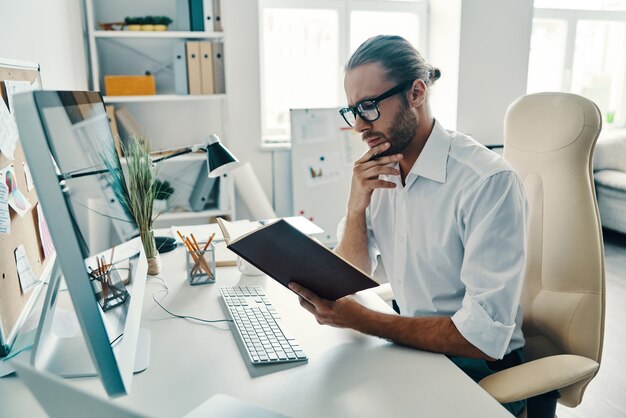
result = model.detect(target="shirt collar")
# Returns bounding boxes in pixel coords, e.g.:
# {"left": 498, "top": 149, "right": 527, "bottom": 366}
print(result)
{"left": 406, "top": 119, "right": 450, "bottom": 184}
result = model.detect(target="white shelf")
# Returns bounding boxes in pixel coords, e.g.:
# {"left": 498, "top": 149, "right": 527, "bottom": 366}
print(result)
{"left": 103, "top": 94, "right": 226, "bottom": 104}
{"left": 94, "top": 30, "right": 224, "bottom": 39}
{"left": 156, "top": 209, "right": 228, "bottom": 222}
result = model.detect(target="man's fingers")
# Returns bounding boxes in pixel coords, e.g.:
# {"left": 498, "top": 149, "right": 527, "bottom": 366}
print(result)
{"left": 356, "top": 141, "right": 390, "bottom": 164}
{"left": 289, "top": 282, "right": 320, "bottom": 306}
{"left": 361, "top": 153, "right": 403, "bottom": 169}
{"left": 363, "top": 165, "right": 401, "bottom": 178}
{"left": 298, "top": 296, "right": 316, "bottom": 314}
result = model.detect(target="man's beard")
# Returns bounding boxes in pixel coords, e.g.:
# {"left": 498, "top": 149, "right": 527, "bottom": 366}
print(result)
{"left": 370, "top": 103, "right": 417, "bottom": 158}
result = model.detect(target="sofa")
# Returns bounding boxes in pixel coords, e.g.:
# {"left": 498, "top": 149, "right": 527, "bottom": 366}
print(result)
{"left": 593, "top": 129, "right": 626, "bottom": 234}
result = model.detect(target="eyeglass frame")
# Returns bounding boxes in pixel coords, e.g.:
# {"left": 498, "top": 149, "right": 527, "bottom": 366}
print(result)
{"left": 339, "top": 80, "right": 414, "bottom": 127}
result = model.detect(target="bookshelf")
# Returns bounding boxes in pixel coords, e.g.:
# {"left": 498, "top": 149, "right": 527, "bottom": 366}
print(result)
{"left": 84, "top": 0, "right": 234, "bottom": 227}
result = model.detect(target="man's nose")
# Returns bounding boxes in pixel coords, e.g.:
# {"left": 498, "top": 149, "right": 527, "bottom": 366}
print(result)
{"left": 354, "top": 114, "right": 371, "bottom": 134}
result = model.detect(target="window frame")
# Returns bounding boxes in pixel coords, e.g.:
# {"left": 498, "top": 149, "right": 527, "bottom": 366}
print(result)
{"left": 258, "top": 0, "right": 428, "bottom": 145}
{"left": 531, "top": 7, "right": 626, "bottom": 126}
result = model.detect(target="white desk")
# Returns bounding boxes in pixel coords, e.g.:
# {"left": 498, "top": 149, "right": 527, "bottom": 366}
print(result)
{"left": 0, "top": 247, "right": 512, "bottom": 417}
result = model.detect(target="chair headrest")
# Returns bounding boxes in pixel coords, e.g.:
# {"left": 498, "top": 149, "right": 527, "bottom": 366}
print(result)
{"left": 505, "top": 92, "right": 601, "bottom": 153}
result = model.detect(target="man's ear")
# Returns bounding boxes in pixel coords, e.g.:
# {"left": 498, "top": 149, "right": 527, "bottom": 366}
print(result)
{"left": 408, "top": 79, "right": 427, "bottom": 108}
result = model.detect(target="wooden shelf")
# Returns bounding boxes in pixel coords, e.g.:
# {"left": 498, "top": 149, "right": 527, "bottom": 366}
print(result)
{"left": 94, "top": 30, "right": 224, "bottom": 39}
{"left": 103, "top": 94, "right": 226, "bottom": 104}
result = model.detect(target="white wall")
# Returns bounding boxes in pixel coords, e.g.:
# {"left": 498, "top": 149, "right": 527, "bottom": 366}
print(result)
{"left": 428, "top": 0, "right": 462, "bottom": 130}
{"left": 221, "top": 0, "right": 274, "bottom": 219}
{"left": 455, "top": 0, "right": 534, "bottom": 145}
{"left": 0, "top": 0, "right": 89, "bottom": 90}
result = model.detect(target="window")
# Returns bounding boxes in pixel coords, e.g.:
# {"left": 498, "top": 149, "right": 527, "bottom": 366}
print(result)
{"left": 259, "top": 0, "right": 427, "bottom": 144}
{"left": 528, "top": 3, "right": 626, "bottom": 127}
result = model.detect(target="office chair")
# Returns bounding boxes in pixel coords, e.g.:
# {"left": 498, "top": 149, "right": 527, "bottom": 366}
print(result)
{"left": 478, "top": 92, "right": 605, "bottom": 417}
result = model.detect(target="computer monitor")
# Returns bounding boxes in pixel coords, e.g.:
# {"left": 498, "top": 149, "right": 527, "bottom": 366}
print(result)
{"left": 13, "top": 90, "right": 150, "bottom": 397}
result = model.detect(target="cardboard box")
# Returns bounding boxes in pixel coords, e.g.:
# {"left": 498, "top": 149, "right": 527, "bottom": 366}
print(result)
{"left": 104, "top": 75, "right": 156, "bottom": 96}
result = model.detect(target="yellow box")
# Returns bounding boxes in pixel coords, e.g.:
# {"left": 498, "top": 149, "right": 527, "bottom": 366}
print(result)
{"left": 104, "top": 75, "right": 156, "bottom": 96}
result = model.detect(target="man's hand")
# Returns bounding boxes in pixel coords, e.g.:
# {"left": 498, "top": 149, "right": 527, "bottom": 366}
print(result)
{"left": 347, "top": 142, "right": 402, "bottom": 214}
{"left": 288, "top": 282, "right": 368, "bottom": 329}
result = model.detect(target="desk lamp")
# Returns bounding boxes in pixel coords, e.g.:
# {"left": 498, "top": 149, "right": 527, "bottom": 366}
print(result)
{"left": 152, "top": 134, "right": 240, "bottom": 252}
{"left": 152, "top": 134, "right": 240, "bottom": 177}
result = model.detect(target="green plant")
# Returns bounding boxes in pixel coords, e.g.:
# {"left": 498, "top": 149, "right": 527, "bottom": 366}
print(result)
{"left": 154, "top": 16, "right": 173, "bottom": 25}
{"left": 124, "top": 16, "right": 172, "bottom": 25}
{"left": 124, "top": 16, "right": 140, "bottom": 25}
{"left": 154, "top": 179, "right": 175, "bottom": 200}
{"left": 101, "top": 134, "right": 158, "bottom": 259}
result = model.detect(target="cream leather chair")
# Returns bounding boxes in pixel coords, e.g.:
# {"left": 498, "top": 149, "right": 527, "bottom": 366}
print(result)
{"left": 478, "top": 93, "right": 605, "bottom": 416}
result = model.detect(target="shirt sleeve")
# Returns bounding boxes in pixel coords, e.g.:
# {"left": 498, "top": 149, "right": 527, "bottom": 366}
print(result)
{"left": 336, "top": 206, "right": 381, "bottom": 272}
{"left": 451, "top": 170, "right": 528, "bottom": 360}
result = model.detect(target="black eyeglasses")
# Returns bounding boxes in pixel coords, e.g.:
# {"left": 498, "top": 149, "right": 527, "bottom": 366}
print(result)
{"left": 339, "top": 80, "right": 413, "bottom": 127}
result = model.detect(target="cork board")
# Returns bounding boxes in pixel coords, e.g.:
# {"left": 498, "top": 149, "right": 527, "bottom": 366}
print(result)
{"left": 0, "top": 60, "right": 48, "bottom": 353}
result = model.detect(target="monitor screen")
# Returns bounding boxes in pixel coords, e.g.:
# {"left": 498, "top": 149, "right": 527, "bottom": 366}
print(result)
{"left": 13, "top": 90, "right": 149, "bottom": 397}
{"left": 39, "top": 92, "right": 138, "bottom": 252}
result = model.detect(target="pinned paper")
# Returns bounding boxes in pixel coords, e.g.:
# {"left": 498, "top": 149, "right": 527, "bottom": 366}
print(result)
{"left": 0, "top": 99, "right": 18, "bottom": 160}
{"left": 302, "top": 153, "right": 343, "bottom": 188}
{"left": 1, "top": 165, "right": 32, "bottom": 217}
{"left": 0, "top": 179, "right": 10, "bottom": 234}
{"left": 15, "top": 245, "right": 38, "bottom": 294}
{"left": 23, "top": 162, "right": 35, "bottom": 191}
{"left": 4, "top": 80, "right": 39, "bottom": 113}
{"left": 296, "top": 111, "right": 335, "bottom": 144}
{"left": 36, "top": 204, "right": 55, "bottom": 257}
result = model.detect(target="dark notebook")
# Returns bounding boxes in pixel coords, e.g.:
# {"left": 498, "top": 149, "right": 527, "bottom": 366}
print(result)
{"left": 217, "top": 218, "right": 378, "bottom": 300}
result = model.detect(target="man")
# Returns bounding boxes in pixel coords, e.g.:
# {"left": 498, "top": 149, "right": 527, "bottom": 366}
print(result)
{"left": 288, "top": 35, "right": 528, "bottom": 415}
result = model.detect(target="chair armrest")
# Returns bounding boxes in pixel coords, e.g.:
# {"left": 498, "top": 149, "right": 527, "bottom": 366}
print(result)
{"left": 372, "top": 283, "right": 394, "bottom": 302}
{"left": 478, "top": 354, "right": 599, "bottom": 403}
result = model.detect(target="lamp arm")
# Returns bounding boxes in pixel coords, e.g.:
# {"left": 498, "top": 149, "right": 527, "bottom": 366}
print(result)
{"left": 150, "top": 144, "right": 206, "bottom": 163}
{"left": 60, "top": 144, "right": 207, "bottom": 180}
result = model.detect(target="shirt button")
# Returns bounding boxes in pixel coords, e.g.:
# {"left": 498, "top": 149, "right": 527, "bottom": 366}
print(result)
{"left": 399, "top": 192, "right": 405, "bottom": 198}
{"left": 399, "top": 236, "right": 405, "bottom": 243}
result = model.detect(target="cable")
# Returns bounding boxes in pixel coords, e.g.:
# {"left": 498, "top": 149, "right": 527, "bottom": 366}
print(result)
{"left": 110, "top": 333, "right": 124, "bottom": 347}
{"left": 149, "top": 276, "right": 233, "bottom": 325}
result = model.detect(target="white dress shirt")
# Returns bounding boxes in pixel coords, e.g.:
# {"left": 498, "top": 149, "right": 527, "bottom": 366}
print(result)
{"left": 339, "top": 120, "right": 527, "bottom": 360}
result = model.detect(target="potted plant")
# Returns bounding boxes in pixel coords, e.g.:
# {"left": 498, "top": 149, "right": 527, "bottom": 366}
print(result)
{"left": 153, "top": 179, "right": 174, "bottom": 215}
{"left": 102, "top": 134, "right": 161, "bottom": 275}
{"left": 141, "top": 16, "right": 155, "bottom": 31}
{"left": 153, "top": 16, "right": 173, "bottom": 31}
{"left": 124, "top": 16, "right": 172, "bottom": 31}
{"left": 124, "top": 16, "right": 142, "bottom": 31}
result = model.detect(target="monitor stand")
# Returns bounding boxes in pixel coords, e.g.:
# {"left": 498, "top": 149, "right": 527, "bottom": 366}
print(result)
{"left": 31, "top": 257, "right": 150, "bottom": 377}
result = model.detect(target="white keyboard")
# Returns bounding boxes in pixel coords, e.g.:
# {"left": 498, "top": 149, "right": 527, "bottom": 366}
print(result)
{"left": 220, "top": 286, "right": 308, "bottom": 365}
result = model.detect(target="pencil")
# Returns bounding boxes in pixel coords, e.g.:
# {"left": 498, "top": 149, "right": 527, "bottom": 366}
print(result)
{"left": 178, "top": 232, "right": 207, "bottom": 275}
{"left": 190, "top": 234, "right": 212, "bottom": 275}
{"left": 191, "top": 232, "right": 216, "bottom": 276}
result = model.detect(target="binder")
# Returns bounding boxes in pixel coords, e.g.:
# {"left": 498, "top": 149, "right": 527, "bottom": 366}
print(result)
{"left": 199, "top": 42, "right": 215, "bottom": 94}
{"left": 173, "top": 42, "right": 188, "bottom": 94}
{"left": 176, "top": 0, "right": 190, "bottom": 31}
{"left": 115, "top": 107, "right": 143, "bottom": 143}
{"left": 202, "top": 0, "right": 214, "bottom": 32}
{"left": 212, "top": 41, "right": 225, "bottom": 94}
{"left": 105, "top": 105, "right": 123, "bottom": 157}
{"left": 213, "top": 0, "right": 222, "bottom": 31}
{"left": 186, "top": 41, "right": 202, "bottom": 95}
{"left": 189, "top": 0, "right": 204, "bottom": 31}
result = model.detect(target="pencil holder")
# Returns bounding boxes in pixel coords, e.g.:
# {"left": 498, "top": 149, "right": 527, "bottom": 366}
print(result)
{"left": 89, "top": 266, "right": 129, "bottom": 312}
{"left": 185, "top": 242, "right": 216, "bottom": 285}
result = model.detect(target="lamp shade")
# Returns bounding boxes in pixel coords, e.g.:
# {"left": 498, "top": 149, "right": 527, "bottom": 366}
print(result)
{"left": 205, "top": 134, "right": 240, "bottom": 178}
